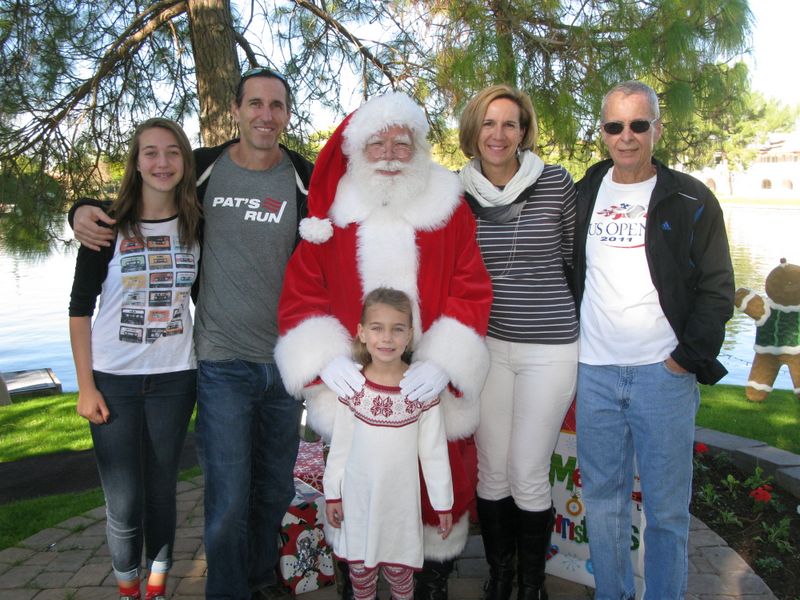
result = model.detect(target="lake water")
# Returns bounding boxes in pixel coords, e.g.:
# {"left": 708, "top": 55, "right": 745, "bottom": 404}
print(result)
{"left": 0, "top": 204, "right": 797, "bottom": 393}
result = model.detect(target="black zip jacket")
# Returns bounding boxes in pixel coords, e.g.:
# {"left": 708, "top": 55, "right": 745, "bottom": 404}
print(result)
{"left": 572, "top": 158, "right": 734, "bottom": 385}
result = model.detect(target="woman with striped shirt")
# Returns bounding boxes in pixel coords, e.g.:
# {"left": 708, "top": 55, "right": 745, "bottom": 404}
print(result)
{"left": 458, "top": 85, "right": 578, "bottom": 600}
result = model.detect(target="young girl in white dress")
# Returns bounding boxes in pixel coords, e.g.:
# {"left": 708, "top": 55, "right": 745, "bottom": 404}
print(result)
{"left": 324, "top": 287, "right": 453, "bottom": 600}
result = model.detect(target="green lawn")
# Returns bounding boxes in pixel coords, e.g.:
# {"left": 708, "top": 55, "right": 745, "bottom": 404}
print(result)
{"left": 0, "top": 392, "right": 195, "bottom": 463}
{"left": 697, "top": 384, "right": 800, "bottom": 455}
{"left": 0, "top": 393, "right": 92, "bottom": 462}
{"left": 0, "top": 487, "right": 105, "bottom": 550}
{"left": 0, "top": 466, "right": 201, "bottom": 551}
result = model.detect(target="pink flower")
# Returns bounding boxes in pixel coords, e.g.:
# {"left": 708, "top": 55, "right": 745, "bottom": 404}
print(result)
{"left": 749, "top": 487, "right": 772, "bottom": 504}
{"left": 694, "top": 442, "right": 709, "bottom": 454}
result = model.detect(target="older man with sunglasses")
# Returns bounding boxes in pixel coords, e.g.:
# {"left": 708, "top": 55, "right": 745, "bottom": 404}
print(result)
{"left": 571, "top": 80, "right": 734, "bottom": 599}
{"left": 71, "top": 67, "right": 313, "bottom": 600}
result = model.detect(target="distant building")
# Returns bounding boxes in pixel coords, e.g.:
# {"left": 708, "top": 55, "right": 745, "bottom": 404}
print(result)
{"left": 689, "top": 129, "right": 800, "bottom": 198}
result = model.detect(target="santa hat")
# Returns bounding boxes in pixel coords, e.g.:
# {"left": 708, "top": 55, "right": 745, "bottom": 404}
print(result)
{"left": 298, "top": 91, "right": 430, "bottom": 244}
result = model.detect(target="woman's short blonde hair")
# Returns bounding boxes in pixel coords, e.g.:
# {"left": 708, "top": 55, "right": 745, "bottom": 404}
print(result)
{"left": 459, "top": 84, "right": 538, "bottom": 158}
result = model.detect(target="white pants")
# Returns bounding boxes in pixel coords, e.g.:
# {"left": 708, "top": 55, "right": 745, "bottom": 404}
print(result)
{"left": 475, "top": 337, "right": 578, "bottom": 511}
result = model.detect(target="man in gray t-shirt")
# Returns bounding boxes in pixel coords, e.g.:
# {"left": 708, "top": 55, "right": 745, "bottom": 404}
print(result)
{"left": 72, "top": 68, "right": 314, "bottom": 600}
{"left": 195, "top": 150, "right": 297, "bottom": 363}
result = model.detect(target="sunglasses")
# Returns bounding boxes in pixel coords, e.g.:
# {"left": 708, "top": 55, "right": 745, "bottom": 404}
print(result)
{"left": 240, "top": 66, "right": 287, "bottom": 84}
{"left": 600, "top": 118, "right": 658, "bottom": 135}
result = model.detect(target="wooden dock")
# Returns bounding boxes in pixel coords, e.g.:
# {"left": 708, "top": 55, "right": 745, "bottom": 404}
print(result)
{"left": 0, "top": 368, "right": 62, "bottom": 404}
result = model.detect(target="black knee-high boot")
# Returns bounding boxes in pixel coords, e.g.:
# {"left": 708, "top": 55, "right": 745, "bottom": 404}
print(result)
{"left": 413, "top": 559, "right": 454, "bottom": 600}
{"left": 516, "top": 506, "right": 555, "bottom": 600}
{"left": 476, "top": 497, "right": 517, "bottom": 600}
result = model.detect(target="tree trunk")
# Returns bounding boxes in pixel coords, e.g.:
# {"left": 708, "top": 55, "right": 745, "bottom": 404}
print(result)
{"left": 187, "top": 0, "right": 240, "bottom": 146}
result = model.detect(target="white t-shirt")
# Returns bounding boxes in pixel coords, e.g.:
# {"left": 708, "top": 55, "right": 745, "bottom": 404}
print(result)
{"left": 579, "top": 169, "right": 677, "bottom": 365}
{"left": 91, "top": 217, "right": 199, "bottom": 374}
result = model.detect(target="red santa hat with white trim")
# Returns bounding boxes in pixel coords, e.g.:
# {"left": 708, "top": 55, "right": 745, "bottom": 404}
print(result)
{"left": 298, "top": 91, "right": 431, "bottom": 244}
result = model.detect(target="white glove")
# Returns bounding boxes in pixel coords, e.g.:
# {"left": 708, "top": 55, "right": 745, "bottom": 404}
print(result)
{"left": 320, "top": 355, "right": 365, "bottom": 398}
{"left": 400, "top": 360, "right": 449, "bottom": 404}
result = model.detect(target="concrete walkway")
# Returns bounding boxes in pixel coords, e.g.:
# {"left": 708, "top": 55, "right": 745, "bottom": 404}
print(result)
{"left": 0, "top": 474, "right": 778, "bottom": 600}
{"left": 3, "top": 425, "right": 797, "bottom": 600}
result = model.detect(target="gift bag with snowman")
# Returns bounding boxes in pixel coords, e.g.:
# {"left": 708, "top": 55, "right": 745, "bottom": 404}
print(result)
{"left": 279, "top": 478, "right": 336, "bottom": 595}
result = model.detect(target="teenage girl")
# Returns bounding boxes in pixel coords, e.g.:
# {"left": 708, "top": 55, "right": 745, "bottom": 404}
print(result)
{"left": 324, "top": 287, "right": 453, "bottom": 600}
{"left": 69, "top": 117, "right": 201, "bottom": 600}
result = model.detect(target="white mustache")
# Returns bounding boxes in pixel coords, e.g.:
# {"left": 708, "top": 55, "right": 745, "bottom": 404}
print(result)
{"left": 372, "top": 160, "right": 406, "bottom": 173}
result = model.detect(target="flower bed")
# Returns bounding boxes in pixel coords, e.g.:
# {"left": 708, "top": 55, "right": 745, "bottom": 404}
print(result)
{"left": 690, "top": 443, "right": 800, "bottom": 599}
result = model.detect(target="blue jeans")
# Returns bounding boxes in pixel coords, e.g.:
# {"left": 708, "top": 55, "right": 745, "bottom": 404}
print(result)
{"left": 197, "top": 359, "right": 302, "bottom": 600}
{"left": 91, "top": 369, "right": 196, "bottom": 582}
{"left": 576, "top": 362, "right": 700, "bottom": 600}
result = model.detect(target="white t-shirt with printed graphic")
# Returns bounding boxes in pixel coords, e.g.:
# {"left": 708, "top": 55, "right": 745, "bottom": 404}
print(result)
{"left": 91, "top": 217, "right": 199, "bottom": 374}
{"left": 579, "top": 169, "right": 677, "bottom": 365}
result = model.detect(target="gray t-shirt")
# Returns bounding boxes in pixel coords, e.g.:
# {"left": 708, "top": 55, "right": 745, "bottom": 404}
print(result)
{"left": 195, "top": 149, "right": 298, "bottom": 362}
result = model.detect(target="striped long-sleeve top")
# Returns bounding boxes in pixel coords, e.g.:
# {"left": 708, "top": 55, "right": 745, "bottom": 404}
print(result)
{"left": 469, "top": 164, "right": 578, "bottom": 344}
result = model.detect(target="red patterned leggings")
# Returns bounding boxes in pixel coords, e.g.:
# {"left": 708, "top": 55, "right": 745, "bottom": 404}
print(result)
{"left": 349, "top": 561, "right": 414, "bottom": 600}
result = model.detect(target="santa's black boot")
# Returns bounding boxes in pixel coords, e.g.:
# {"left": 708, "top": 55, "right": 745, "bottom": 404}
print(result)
{"left": 413, "top": 559, "right": 454, "bottom": 600}
{"left": 476, "top": 496, "right": 516, "bottom": 600}
{"left": 516, "top": 506, "right": 555, "bottom": 600}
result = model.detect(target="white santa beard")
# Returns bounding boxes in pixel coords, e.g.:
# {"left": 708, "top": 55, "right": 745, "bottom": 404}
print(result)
{"left": 348, "top": 153, "right": 431, "bottom": 208}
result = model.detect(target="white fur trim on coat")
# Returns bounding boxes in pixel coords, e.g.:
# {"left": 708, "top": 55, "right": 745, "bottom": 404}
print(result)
{"left": 301, "top": 383, "right": 339, "bottom": 442}
{"left": 414, "top": 316, "right": 490, "bottom": 440}
{"left": 298, "top": 216, "right": 333, "bottom": 243}
{"left": 274, "top": 315, "right": 352, "bottom": 396}
{"left": 422, "top": 512, "right": 470, "bottom": 561}
{"left": 342, "top": 92, "right": 430, "bottom": 157}
{"left": 356, "top": 217, "right": 422, "bottom": 345}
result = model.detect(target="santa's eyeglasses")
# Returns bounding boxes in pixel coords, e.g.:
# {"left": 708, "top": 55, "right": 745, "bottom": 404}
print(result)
{"left": 600, "top": 118, "right": 659, "bottom": 135}
{"left": 365, "top": 139, "right": 414, "bottom": 160}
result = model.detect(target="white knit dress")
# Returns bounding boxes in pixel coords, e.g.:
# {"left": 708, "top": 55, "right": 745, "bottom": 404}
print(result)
{"left": 323, "top": 379, "right": 453, "bottom": 569}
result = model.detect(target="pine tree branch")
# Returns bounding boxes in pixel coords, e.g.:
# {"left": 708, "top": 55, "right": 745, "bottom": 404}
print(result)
{"left": 291, "top": 0, "right": 397, "bottom": 87}
{"left": 2, "top": 0, "right": 188, "bottom": 159}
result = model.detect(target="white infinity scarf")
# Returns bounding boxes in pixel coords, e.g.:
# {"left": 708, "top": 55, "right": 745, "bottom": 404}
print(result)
{"left": 459, "top": 150, "right": 545, "bottom": 207}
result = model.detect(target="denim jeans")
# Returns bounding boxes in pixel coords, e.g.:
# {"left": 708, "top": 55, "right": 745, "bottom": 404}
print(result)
{"left": 196, "top": 359, "right": 302, "bottom": 600}
{"left": 576, "top": 362, "right": 700, "bottom": 600}
{"left": 91, "top": 369, "right": 196, "bottom": 582}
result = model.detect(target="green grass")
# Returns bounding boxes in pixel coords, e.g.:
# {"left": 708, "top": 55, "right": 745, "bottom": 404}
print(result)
{"left": 0, "top": 393, "right": 93, "bottom": 462}
{"left": 0, "top": 392, "right": 196, "bottom": 463}
{"left": 697, "top": 384, "right": 800, "bottom": 455}
{"left": 0, "top": 487, "right": 105, "bottom": 550}
{"left": 0, "top": 467, "right": 203, "bottom": 551}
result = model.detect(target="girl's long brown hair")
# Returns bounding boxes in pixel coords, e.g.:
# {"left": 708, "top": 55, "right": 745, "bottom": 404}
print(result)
{"left": 110, "top": 118, "right": 200, "bottom": 246}
{"left": 353, "top": 287, "right": 414, "bottom": 366}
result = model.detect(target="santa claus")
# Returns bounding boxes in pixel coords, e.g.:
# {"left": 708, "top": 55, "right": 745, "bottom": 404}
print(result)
{"left": 275, "top": 91, "right": 492, "bottom": 599}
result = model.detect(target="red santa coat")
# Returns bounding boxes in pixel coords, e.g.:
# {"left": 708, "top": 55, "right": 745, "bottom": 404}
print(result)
{"left": 275, "top": 162, "right": 492, "bottom": 559}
